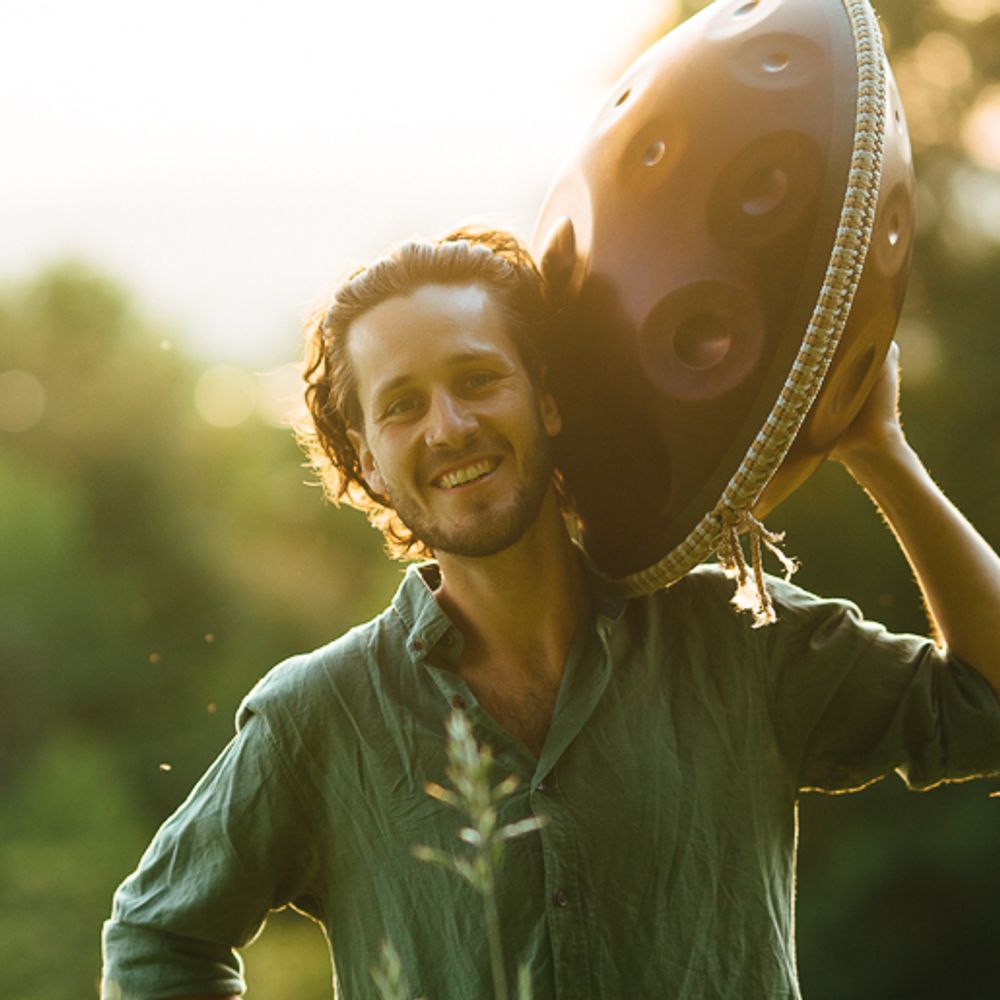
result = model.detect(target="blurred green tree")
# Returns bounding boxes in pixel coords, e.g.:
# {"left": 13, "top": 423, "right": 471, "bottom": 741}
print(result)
{"left": 0, "top": 263, "right": 399, "bottom": 998}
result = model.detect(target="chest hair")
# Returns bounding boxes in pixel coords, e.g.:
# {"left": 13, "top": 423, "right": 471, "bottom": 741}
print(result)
{"left": 461, "top": 670, "right": 560, "bottom": 759}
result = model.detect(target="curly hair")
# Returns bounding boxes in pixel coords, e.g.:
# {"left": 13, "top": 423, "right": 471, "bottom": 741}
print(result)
{"left": 297, "top": 226, "right": 553, "bottom": 559}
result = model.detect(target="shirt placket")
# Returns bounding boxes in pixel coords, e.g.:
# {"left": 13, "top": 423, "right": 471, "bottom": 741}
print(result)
{"left": 528, "top": 618, "right": 616, "bottom": 1000}
{"left": 406, "top": 578, "right": 621, "bottom": 1000}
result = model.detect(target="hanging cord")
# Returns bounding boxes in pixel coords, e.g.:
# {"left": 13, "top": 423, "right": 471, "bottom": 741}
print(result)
{"left": 716, "top": 507, "right": 799, "bottom": 627}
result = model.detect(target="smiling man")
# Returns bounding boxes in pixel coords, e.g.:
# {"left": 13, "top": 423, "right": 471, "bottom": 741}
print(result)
{"left": 102, "top": 229, "right": 1000, "bottom": 1000}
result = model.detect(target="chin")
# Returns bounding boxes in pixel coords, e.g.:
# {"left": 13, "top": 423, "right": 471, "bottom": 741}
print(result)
{"left": 423, "top": 517, "right": 529, "bottom": 559}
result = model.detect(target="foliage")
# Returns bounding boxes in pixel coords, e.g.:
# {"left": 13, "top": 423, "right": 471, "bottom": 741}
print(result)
{"left": 0, "top": 262, "right": 397, "bottom": 998}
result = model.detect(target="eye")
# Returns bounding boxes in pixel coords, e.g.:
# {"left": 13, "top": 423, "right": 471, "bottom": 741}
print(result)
{"left": 461, "top": 370, "right": 501, "bottom": 392}
{"left": 383, "top": 394, "right": 421, "bottom": 420}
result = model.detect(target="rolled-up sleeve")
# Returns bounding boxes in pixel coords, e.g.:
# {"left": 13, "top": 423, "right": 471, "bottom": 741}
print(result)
{"left": 101, "top": 709, "right": 322, "bottom": 1000}
{"left": 760, "top": 576, "right": 1000, "bottom": 793}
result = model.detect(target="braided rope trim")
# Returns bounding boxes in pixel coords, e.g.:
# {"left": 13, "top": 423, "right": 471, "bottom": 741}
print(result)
{"left": 614, "top": 0, "right": 888, "bottom": 622}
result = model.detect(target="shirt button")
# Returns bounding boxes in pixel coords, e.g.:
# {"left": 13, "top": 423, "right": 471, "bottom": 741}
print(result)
{"left": 411, "top": 639, "right": 424, "bottom": 652}
{"left": 553, "top": 889, "right": 569, "bottom": 907}
{"left": 450, "top": 694, "right": 466, "bottom": 710}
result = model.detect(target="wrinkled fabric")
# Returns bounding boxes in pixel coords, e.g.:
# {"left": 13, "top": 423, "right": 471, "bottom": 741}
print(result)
{"left": 102, "top": 563, "right": 1000, "bottom": 1000}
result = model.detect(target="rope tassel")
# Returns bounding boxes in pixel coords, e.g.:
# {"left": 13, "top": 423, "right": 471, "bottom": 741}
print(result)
{"left": 716, "top": 507, "right": 799, "bottom": 628}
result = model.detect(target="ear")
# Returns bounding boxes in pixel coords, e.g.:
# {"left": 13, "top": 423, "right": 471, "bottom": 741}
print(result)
{"left": 347, "top": 426, "right": 387, "bottom": 496}
{"left": 538, "top": 369, "right": 562, "bottom": 438}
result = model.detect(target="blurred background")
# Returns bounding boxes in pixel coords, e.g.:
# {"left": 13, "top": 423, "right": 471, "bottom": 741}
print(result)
{"left": 2, "top": 0, "right": 999, "bottom": 997}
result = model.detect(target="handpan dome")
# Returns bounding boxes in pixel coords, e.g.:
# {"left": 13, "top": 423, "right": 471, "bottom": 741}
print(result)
{"left": 533, "top": 0, "right": 914, "bottom": 610}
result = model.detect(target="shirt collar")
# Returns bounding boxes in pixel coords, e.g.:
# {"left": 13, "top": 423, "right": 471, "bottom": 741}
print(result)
{"left": 390, "top": 556, "right": 627, "bottom": 667}
{"left": 390, "top": 562, "right": 458, "bottom": 664}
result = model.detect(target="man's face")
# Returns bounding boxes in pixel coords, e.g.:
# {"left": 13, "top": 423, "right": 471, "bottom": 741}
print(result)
{"left": 346, "top": 282, "right": 561, "bottom": 558}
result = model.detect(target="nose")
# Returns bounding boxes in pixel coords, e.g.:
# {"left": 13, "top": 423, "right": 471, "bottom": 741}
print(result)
{"left": 424, "top": 389, "right": 477, "bottom": 449}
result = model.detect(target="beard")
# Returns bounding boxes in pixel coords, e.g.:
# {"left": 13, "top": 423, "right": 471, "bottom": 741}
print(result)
{"left": 383, "top": 419, "right": 556, "bottom": 559}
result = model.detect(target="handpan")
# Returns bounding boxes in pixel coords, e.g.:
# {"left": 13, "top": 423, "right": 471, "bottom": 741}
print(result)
{"left": 532, "top": 0, "right": 914, "bottom": 612}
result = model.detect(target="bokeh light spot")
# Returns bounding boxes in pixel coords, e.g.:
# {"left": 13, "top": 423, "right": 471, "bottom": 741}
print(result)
{"left": 949, "top": 164, "right": 1000, "bottom": 247}
{"left": 0, "top": 370, "right": 47, "bottom": 433}
{"left": 895, "top": 318, "right": 943, "bottom": 386}
{"left": 962, "top": 85, "right": 1000, "bottom": 171}
{"left": 195, "top": 365, "right": 258, "bottom": 428}
{"left": 913, "top": 32, "right": 973, "bottom": 91}
{"left": 936, "top": 0, "right": 1000, "bottom": 21}
{"left": 257, "top": 362, "right": 306, "bottom": 428}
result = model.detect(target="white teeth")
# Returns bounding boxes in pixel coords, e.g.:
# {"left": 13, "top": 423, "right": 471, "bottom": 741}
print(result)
{"left": 438, "top": 459, "right": 495, "bottom": 489}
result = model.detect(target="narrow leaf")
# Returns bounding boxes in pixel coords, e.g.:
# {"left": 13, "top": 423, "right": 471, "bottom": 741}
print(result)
{"left": 411, "top": 845, "right": 453, "bottom": 869}
{"left": 499, "top": 816, "right": 547, "bottom": 840}
{"left": 424, "top": 782, "right": 460, "bottom": 808}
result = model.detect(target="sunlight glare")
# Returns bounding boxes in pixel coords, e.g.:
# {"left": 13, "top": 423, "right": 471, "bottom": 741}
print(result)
{"left": 2, "top": 0, "right": 670, "bottom": 364}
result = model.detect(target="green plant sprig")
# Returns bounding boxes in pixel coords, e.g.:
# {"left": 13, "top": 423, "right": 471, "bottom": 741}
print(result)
{"left": 410, "top": 709, "right": 545, "bottom": 1000}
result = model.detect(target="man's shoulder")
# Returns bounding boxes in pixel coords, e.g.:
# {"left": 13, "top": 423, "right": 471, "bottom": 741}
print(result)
{"left": 631, "top": 561, "right": 846, "bottom": 634}
{"left": 236, "top": 602, "right": 401, "bottom": 731}
{"left": 634, "top": 561, "right": 743, "bottom": 616}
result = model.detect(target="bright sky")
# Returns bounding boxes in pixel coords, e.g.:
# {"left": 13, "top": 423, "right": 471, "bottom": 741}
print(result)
{"left": 3, "top": 0, "right": 673, "bottom": 365}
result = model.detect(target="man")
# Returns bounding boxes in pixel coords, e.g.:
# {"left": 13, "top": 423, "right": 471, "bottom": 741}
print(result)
{"left": 102, "top": 228, "right": 1000, "bottom": 1000}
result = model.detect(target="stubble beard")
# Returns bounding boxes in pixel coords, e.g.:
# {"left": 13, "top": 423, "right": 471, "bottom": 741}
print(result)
{"left": 384, "top": 422, "right": 556, "bottom": 559}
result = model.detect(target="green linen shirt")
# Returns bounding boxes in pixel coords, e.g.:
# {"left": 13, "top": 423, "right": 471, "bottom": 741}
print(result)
{"left": 101, "top": 563, "right": 1000, "bottom": 1000}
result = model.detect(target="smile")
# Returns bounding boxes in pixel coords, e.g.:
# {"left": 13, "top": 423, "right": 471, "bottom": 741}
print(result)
{"left": 433, "top": 457, "right": 500, "bottom": 489}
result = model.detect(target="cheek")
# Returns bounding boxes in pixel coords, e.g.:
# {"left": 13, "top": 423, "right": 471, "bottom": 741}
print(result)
{"left": 369, "top": 433, "right": 414, "bottom": 488}
{"left": 350, "top": 430, "right": 391, "bottom": 496}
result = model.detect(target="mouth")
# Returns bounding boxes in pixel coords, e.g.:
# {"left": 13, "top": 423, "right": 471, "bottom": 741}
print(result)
{"left": 431, "top": 457, "right": 501, "bottom": 490}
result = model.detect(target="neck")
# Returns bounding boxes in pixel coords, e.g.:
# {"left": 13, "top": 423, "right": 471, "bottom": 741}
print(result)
{"left": 432, "top": 491, "right": 589, "bottom": 683}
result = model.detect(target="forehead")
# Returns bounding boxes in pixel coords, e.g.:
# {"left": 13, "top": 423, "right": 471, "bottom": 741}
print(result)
{"left": 347, "top": 282, "right": 521, "bottom": 403}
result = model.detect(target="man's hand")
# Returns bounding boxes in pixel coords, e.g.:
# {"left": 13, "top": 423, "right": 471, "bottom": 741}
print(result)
{"left": 829, "top": 341, "right": 904, "bottom": 472}
{"left": 827, "top": 340, "right": 1000, "bottom": 701}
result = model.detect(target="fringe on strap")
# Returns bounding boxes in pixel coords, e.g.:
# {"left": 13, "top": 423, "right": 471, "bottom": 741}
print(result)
{"left": 716, "top": 507, "right": 800, "bottom": 628}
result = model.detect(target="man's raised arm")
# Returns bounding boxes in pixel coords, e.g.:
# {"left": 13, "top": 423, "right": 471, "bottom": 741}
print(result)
{"left": 830, "top": 342, "right": 1000, "bottom": 701}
